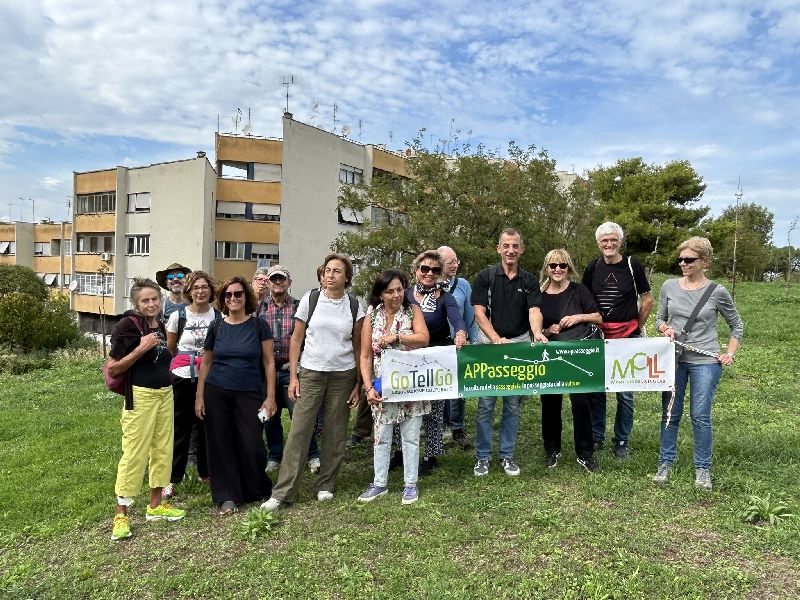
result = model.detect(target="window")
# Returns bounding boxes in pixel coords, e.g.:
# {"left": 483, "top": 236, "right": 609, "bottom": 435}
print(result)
{"left": 251, "top": 243, "right": 278, "bottom": 262}
{"left": 126, "top": 234, "right": 150, "bottom": 255}
{"left": 339, "top": 164, "right": 363, "bottom": 185}
{"left": 216, "top": 201, "right": 280, "bottom": 222}
{"left": 63, "top": 274, "right": 71, "bottom": 286}
{"left": 338, "top": 207, "right": 364, "bottom": 225}
{"left": 220, "top": 161, "right": 249, "bottom": 179}
{"left": 64, "top": 239, "right": 71, "bottom": 256}
{"left": 76, "top": 192, "right": 116, "bottom": 214}
{"left": 215, "top": 241, "right": 246, "bottom": 260}
{"left": 34, "top": 242, "right": 51, "bottom": 256}
{"left": 50, "top": 239, "right": 61, "bottom": 255}
{"left": 370, "top": 206, "right": 407, "bottom": 226}
{"left": 77, "top": 234, "right": 114, "bottom": 254}
{"left": 0, "top": 241, "right": 15, "bottom": 255}
{"left": 74, "top": 272, "right": 115, "bottom": 296}
{"left": 127, "top": 192, "right": 151, "bottom": 213}
{"left": 44, "top": 273, "right": 58, "bottom": 286}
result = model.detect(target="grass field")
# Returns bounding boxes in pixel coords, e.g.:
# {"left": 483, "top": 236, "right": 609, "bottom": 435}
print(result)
{"left": 1, "top": 279, "right": 799, "bottom": 599}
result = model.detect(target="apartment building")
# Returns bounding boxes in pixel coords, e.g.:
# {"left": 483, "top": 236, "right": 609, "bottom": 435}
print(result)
{"left": 0, "top": 220, "right": 72, "bottom": 293}
{"left": 71, "top": 155, "right": 216, "bottom": 330}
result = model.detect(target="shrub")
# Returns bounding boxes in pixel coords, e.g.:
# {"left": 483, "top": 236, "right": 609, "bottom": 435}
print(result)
{"left": 239, "top": 508, "right": 280, "bottom": 540}
{"left": 0, "top": 352, "right": 52, "bottom": 374}
{"left": 0, "top": 292, "right": 81, "bottom": 351}
{"left": 0, "top": 265, "right": 48, "bottom": 301}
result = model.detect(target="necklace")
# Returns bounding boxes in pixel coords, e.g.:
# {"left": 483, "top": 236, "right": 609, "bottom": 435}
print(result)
{"left": 681, "top": 277, "right": 708, "bottom": 291}
{"left": 323, "top": 289, "right": 345, "bottom": 304}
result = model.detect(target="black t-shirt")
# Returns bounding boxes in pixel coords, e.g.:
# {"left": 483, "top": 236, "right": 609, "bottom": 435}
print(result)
{"left": 582, "top": 255, "right": 651, "bottom": 323}
{"left": 471, "top": 264, "right": 541, "bottom": 339}
{"left": 110, "top": 314, "right": 173, "bottom": 389}
{"left": 540, "top": 282, "right": 599, "bottom": 328}
{"left": 204, "top": 316, "right": 273, "bottom": 394}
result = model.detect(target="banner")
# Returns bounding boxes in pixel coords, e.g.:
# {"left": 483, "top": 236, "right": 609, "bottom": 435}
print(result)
{"left": 382, "top": 346, "right": 459, "bottom": 401}
{"left": 378, "top": 338, "right": 675, "bottom": 401}
{"left": 604, "top": 338, "right": 675, "bottom": 391}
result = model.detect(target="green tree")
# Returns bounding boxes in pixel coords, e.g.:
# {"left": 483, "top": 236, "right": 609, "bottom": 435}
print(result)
{"left": 0, "top": 264, "right": 48, "bottom": 300}
{"left": 588, "top": 158, "right": 708, "bottom": 273}
{"left": 703, "top": 203, "right": 774, "bottom": 280}
{"left": 332, "top": 138, "right": 596, "bottom": 294}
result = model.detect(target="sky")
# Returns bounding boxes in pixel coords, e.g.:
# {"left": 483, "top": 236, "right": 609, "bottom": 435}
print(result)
{"left": 1, "top": 0, "right": 798, "bottom": 244}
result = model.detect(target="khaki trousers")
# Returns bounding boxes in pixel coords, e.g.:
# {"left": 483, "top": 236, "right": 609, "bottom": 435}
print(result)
{"left": 115, "top": 385, "right": 174, "bottom": 497}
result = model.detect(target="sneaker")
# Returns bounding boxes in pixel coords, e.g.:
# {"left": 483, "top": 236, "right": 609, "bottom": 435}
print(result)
{"left": 544, "top": 451, "right": 561, "bottom": 468}
{"left": 358, "top": 484, "right": 388, "bottom": 502}
{"left": 260, "top": 497, "right": 283, "bottom": 511}
{"left": 593, "top": 440, "right": 605, "bottom": 451}
{"left": 401, "top": 484, "right": 419, "bottom": 505}
{"left": 473, "top": 459, "right": 490, "bottom": 477}
{"left": 307, "top": 457, "right": 321, "bottom": 474}
{"left": 145, "top": 502, "right": 186, "bottom": 521}
{"left": 219, "top": 500, "right": 237, "bottom": 515}
{"left": 452, "top": 428, "right": 472, "bottom": 451}
{"left": 419, "top": 456, "right": 439, "bottom": 477}
{"left": 317, "top": 490, "right": 334, "bottom": 502}
{"left": 443, "top": 427, "right": 453, "bottom": 441}
{"left": 346, "top": 434, "right": 364, "bottom": 449}
{"left": 161, "top": 483, "right": 175, "bottom": 499}
{"left": 695, "top": 468, "right": 712, "bottom": 491}
{"left": 577, "top": 456, "right": 600, "bottom": 473}
{"left": 266, "top": 460, "right": 281, "bottom": 473}
{"left": 652, "top": 462, "right": 671, "bottom": 485}
{"left": 500, "top": 457, "right": 520, "bottom": 476}
{"left": 613, "top": 441, "right": 630, "bottom": 459}
{"left": 111, "top": 514, "right": 132, "bottom": 541}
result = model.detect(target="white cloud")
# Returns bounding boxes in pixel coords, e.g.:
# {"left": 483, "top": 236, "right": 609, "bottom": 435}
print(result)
{"left": 38, "top": 176, "right": 60, "bottom": 189}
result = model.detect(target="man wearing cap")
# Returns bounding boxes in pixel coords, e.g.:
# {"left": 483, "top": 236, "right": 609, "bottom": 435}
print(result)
{"left": 257, "top": 265, "right": 321, "bottom": 474}
{"left": 156, "top": 263, "right": 191, "bottom": 319}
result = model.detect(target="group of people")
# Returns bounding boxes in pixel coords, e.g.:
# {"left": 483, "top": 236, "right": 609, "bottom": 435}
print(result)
{"left": 106, "top": 222, "right": 743, "bottom": 541}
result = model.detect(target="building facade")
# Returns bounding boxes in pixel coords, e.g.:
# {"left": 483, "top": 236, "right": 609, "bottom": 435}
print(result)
{"left": 0, "top": 220, "right": 72, "bottom": 294}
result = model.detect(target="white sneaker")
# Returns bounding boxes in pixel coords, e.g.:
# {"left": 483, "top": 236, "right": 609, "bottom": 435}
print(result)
{"left": 442, "top": 428, "right": 453, "bottom": 441}
{"left": 317, "top": 490, "right": 334, "bottom": 502}
{"left": 307, "top": 457, "right": 321, "bottom": 474}
{"left": 260, "top": 497, "right": 282, "bottom": 511}
{"left": 266, "top": 460, "right": 281, "bottom": 473}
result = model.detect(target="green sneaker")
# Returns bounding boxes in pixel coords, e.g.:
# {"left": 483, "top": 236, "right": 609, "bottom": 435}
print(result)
{"left": 146, "top": 501, "right": 186, "bottom": 521}
{"left": 111, "top": 514, "right": 132, "bottom": 541}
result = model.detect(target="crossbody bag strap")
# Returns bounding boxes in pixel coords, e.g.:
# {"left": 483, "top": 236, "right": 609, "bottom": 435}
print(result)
{"left": 680, "top": 282, "right": 717, "bottom": 337}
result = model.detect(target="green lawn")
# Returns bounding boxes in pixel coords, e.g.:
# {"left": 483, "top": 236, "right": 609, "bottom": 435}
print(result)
{"left": 1, "top": 280, "right": 799, "bottom": 599}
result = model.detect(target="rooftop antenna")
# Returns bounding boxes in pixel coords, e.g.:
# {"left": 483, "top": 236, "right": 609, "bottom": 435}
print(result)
{"left": 389, "top": 130, "right": 393, "bottom": 147}
{"left": 332, "top": 101, "right": 338, "bottom": 133}
{"left": 242, "top": 107, "right": 252, "bottom": 135}
{"left": 281, "top": 74, "right": 295, "bottom": 113}
{"left": 310, "top": 98, "right": 319, "bottom": 124}
{"left": 232, "top": 108, "right": 242, "bottom": 133}
{"left": 341, "top": 125, "right": 351, "bottom": 138}
{"left": 358, "top": 119, "right": 362, "bottom": 142}
{"left": 65, "top": 195, "right": 72, "bottom": 222}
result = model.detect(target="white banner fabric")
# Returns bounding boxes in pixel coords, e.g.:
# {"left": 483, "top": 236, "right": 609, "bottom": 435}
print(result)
{"left": 381, "top": 346, "right": 459, "bottom": 402}
{"left": 604, "top": 338, "right": 675, "bottom": 392}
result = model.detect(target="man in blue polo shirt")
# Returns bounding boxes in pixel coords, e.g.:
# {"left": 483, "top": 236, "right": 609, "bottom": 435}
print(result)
{"left": 471, "top": 228, "right": 547, "bottom": 477}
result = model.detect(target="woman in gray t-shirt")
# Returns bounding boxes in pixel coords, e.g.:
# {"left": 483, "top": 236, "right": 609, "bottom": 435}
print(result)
{"left": 653, "top": 236, "right": 744, "bottom": 491}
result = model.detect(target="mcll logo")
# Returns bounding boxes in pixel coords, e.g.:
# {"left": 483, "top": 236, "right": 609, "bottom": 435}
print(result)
{"left": 611, "top": 352, "right": 665, "bottom": 380}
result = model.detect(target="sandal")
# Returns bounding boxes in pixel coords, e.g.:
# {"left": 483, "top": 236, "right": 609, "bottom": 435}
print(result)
{"left": 219, "top": 500, "right": 237, "bottom": 515}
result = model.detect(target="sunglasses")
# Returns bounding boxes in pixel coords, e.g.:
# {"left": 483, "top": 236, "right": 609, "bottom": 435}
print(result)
{"left": 418, "top": 265, "right": 442, "bottom": 275}
{"left": 548, "top": 263, "right": 569, "bottom": 270}
{"left": 166, "top": 273, "right": 185, "bottom": 281}
{"left": 269, "top": 274, "right": 287, "bottom": 282}
{"left": 677, "top": 256, "right": 700, "bottom": 265}
{"left": 224, "top": 290, "right": 244, "bottom": 299}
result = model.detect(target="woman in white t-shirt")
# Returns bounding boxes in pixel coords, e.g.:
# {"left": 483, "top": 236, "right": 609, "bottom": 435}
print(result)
{"left": 262, "top": 253, "right": 365, "bottom": 511}
{"left": 165, "top": 270, "right": 219, "bottom": 497}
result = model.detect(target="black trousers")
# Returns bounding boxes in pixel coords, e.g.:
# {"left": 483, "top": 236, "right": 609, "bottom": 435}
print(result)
{"left": 541, "top": 393, "right": 593, "bottom": 460}
{"left": 203, "top": 383, "right": 271, "bottom": 505}
{"left": 171, "top": 377, "right": 208, "bottom": 482}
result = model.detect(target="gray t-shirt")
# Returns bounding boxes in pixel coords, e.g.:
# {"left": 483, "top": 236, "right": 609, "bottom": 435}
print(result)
{"left": 655, "top": 279, "right": 744, "bottom": 364}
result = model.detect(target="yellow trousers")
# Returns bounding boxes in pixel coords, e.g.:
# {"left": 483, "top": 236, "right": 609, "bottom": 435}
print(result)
{"left": 114, "top": 385, "right": 174, "bottom": 498}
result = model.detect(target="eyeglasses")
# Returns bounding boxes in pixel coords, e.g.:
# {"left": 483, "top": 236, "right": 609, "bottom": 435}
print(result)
{"left": 418, "top": 265, "right": 442, "bottom": 275}
{"left": 224, "top": 290, "right": 244, "bottom": 299}
{"left": 677, "top": 256, "right": 700, "bottom": 265}
{"left": 166, "top": 273, "right": 185, "bottom": 281}
{"left": 445, "top": 259, "right": 460, "bottom": 266}
{"left": 252, "top": 277, "right": 269, "bottom": 284}
{"left": 599, "top": 238, "right": 620, "bottom": 246}
{"left": 192, "top": 285, "right": 210, "bottom": 292}
{"left": 269, "top": 274, "right": 287, "bottom": 282}
{"left": 548, "top": 263, "right": 569, "bottom": 270}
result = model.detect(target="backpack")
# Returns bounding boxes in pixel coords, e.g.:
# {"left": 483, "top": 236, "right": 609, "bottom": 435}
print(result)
{"left": 102, "top": 315, "right": 145, "bottom": 396}
{"left": 176, "top": 305, "right": 222, "bottom": 342}
{"left": 306, "top": 289, "right": 360, "bottom": 330}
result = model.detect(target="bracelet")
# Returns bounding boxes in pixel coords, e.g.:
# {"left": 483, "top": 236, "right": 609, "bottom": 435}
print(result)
{"left": 364, "top": 385, "right": 374, "bottom": 394}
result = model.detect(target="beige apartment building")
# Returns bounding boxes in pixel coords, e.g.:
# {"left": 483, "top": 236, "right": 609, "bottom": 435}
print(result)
{"left": 0, "top": 220, "right": 73, "bottom": 294}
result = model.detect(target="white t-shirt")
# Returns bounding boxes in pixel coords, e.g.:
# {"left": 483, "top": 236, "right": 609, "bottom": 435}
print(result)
{"left": 295, "top": 290, "right": 365, "bottom": 372}
{"left": 166, "top": 306, "right": 217, "bottom": 378}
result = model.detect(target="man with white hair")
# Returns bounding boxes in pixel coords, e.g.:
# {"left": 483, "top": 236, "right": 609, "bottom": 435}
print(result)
{"left": 582, "top": 221, "right": 654, "bottom": 459}
{"left": 438, "top": 245, "right": 477, "bottom": 450}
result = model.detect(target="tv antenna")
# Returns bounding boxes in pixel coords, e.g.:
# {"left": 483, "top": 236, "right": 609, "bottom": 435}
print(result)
{"left": 341, "top": 125, "right": 351, "bottom": 138}
{"left": 281, "top": 75, "right": 295, "bottom": 113}
{"left": 231, "top": 108, "right": 242, "bottom": 133}
{"left": 310, "top": 98, "right": 319, "bottom": 124}
{"left": 332, "top": 101, "right": 338, "bottom": 133}
{"left": 242, "top": 107, "right": 252, "bottom": 135}
{"left": 358, "top": 119, "right": 362, "bottom": 141}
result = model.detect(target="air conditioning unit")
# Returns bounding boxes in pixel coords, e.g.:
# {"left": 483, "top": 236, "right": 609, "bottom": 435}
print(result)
{"left": 100, "top": 252, "right": 111, "bottom": 262}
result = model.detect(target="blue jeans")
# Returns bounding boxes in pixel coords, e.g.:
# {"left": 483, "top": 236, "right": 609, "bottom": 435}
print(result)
{"left": 444, "top": 398, "right": 465, "bottom": 431}
{"left": 590, "top": 390, "right": 634, "bottom": 445}
{"left": 659, "top": 361, "right": 722, "bottom": 469}
{"left": 265, "top": 370, "right": 320, "bottom": 461}
{"left": 373, "top": 415, "right": 422, "bottom": 487}
{"left": 475, "top": 395, "right": 521, "bottom": 461}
